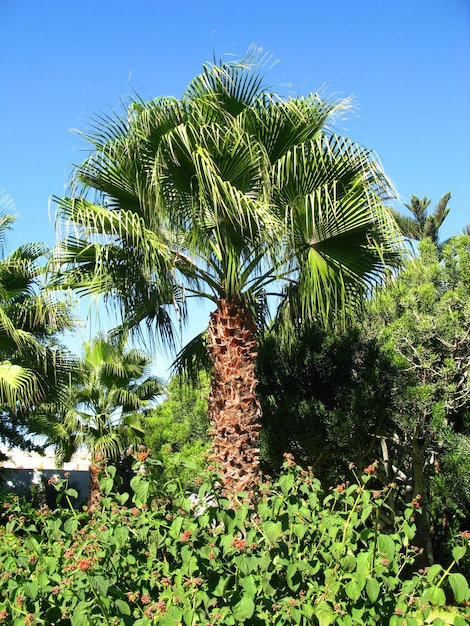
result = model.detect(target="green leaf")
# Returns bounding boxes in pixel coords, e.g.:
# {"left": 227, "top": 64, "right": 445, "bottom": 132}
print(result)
{"left": 423, "top": 586, "right": 446, "bottom": 606}
{"left": 292, "top": 523, "right": 307, "bottom": 539}
{"left": 115, "top": 491, "right": 129, "bottom": 505}
{"left": 64, "top": 517, "right": 79, "bottom": 534}
{"left": 23, "top": 580, "right": 38, "bottom": 599}
{"left": 426, "top": 564, "right": 443, "bottom": 583}
{"left": 70, "top": 602, "right": 90, "bottom": 626}
{"left": 100, "top": 477, "right": 113, "bottom": 495}
{"left": 115, "top": 599, "right": 131, "bottom": 616}
{"left": 240, "top": 574, "right": 257, "bottom": 598}
{"left": 366, "top": 577, "right": 380, "bottom": 603}
{"left": 278, "top": 472, "right": 295, "bottom": 494}
{"left": 235, "top": 554, "right": 256, "bottom": 575}
{"left": 345, "top": 580, "right": 362, "bottom": 601}
{"left": 113, "top": 525, "right": 129, "bottom": 548}
{"left": 263, "top": 520, "right": 282, "bottom": 544}
{"left": 452, "top": 545, "right": 466, "bottom": 562}
{"left": 313, "top": 600, "right": 335, "bottom": 626}
{"left": 232, "top": 595, "right": 255, "bottom": 621}
{"left": 377, "top": 534, "right": 396, "bottom": 561}
{"left": 286, "top": 562, "right": 301, "bottom": 591}
{"left": 448, "top": 572, "right": 470, "bottom": 603}
{"left": 90, "top": 575, "right": 109, "bottom": 597}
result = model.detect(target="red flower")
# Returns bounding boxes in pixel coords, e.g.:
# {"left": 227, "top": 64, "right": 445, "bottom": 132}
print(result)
{"left": 77, "top": 558, "right": 92, "bottom": 571}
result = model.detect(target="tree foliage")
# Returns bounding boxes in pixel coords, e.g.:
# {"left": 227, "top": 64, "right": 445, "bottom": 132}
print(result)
{"left": 0, "top": 197, "right": 76, "bottom": 456}
{"left": 143, "top": 372, "right": 210, "bottom": 493}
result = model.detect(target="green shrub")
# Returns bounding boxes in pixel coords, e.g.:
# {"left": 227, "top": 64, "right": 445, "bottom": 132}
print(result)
{"left": 0, "top": 456, "right": 468, "bottom": 625}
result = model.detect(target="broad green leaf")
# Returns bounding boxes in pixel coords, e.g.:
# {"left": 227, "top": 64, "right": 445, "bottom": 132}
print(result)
{"left": 366, "top": 577, "right": 380, "bottom": 603}
{"left": 377, "top": 534, "right": 396, "bottom": 561}
{"left": 100, "top": 477, "right": 113, "bottom": 495}
{"left": 313, "top": 600, "right": 335, "bottom": 626}
{"left": 90, "top": 574, "right": 109, "bottom": 597}
{"left": 240, "top": 574, "right": 257, "bottom": 598}
{"left": 115, "top": 599, "right": 131, "bottom": 616}
{"left": 448, "top": 572, "right": 470, "bottom": 603}
{"left": 286, "top": 562, "right": 301, "bottom": 591}
{"left": 423, "top": 586, "right": 446, "bottom": 606}
{"left": 23, "top": 580, "right": 38, "bottom": 599}
{"left": 116, "top": 491, "right": 129, "bottom": 505}
{"left": 64, "top": 517, "right": 79, "bottom": 534}
{"left": 113, "top": 525, "right": 129, "bottom": 547}
{"left": 345, "top": 580, "right": 362, "bottom": 601}
{"left": 292, "top": 523, "right": 307, "bottom": 539}
{"left": 279, "top": 472, "right": 295, "bottom": 494}
{"left": 234, "top": 554, "right": 256, "bottom": 575}
{"left": 232, "top": 595, "right": 255, "bottom": 621}
{"left": 263, "top": 520, "right": 282, "bottom": 544}
{"left": 452, "top": 545, "right": 466, "bottom": 562}
{"left": 426, "top": 564, "right": 444, "bottom": 583}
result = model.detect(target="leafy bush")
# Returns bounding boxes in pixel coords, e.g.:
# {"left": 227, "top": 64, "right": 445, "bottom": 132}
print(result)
{"left": 0, "top": 456, "right": 468, "bottom": 625}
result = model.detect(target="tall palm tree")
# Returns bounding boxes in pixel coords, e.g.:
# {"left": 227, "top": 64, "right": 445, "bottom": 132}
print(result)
{"left": 59, "top": 334, "right": 163, "bottom": 506}
{"left": 51, "top": 49, "right": 403, "bottom": 493}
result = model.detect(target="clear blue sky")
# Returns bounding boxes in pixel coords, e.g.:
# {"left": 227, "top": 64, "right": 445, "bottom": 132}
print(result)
{"left": 1, "top": 0, "right": 469, "bottom": 374}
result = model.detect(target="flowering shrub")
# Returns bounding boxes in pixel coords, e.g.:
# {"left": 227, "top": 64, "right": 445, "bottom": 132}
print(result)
{"left": 0, "top": 456, "right": 469, "bottom": 625}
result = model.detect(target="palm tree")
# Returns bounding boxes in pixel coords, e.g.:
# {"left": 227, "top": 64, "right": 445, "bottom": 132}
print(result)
{"left": 392, "top": 192, "right": 451, "bottom": 246}
{"left": 0, "top": 196, "right": 76, "bottom": 452}
{"left": 59, "top": 334, "right": 163, "bottom": 506}
{"left": 52, "top": 49, "right": 402, "bottom": 494}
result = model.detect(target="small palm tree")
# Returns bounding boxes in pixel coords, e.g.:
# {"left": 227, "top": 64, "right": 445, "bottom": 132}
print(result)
{"left": 52, "top": 49, "right": 403, "bottom": 494}
{"left": 60, "top": 335, "right": 163, "bottom": 506}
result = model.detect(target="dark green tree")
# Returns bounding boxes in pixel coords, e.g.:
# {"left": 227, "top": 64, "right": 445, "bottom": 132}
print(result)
{"left": 257, "top": 324, "right": 397, "bottom": 486}
{"left": 369, "top": 234, "right": 470, "bottom": 565}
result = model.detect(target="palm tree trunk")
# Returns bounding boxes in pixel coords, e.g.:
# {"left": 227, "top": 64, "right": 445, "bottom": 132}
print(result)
{"left": 87, "top": 456, "right": 103, "bottom": 509}
{"left": 207, "top": 298, "right": 261, "bottom": 495}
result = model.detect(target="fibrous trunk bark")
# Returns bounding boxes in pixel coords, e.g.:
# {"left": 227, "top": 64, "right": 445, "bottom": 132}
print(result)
{"left": 87, "top": 457, "right": 103, "bottom": 510}
{"left": 207, "top": 298, "right": 261, "bottom": 495}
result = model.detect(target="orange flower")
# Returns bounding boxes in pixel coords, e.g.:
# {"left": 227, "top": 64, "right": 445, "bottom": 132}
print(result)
{"left": 138, "top": 452, "right": 148, "bottom": 461}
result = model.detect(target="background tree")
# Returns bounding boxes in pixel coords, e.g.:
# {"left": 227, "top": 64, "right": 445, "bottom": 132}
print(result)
{"left": 0, "top": 198, "right": 76, "bottom": 459}
{"left": 368, "top": 234, "right": 470, "bottom": 566}
{"left": 59, "top": 334, "right": 163, "bottom": 506}
{"left": 257, "top": 324, "right": 397, "bottom": 486}
{"left": 143, "top": 371, "right": 210, "bottom": 493}
{"left": 392, "top": 192, "right": 451, "bottom": 246}
{"left": 52, "top": 49, "right": 402, "bottom": 494}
